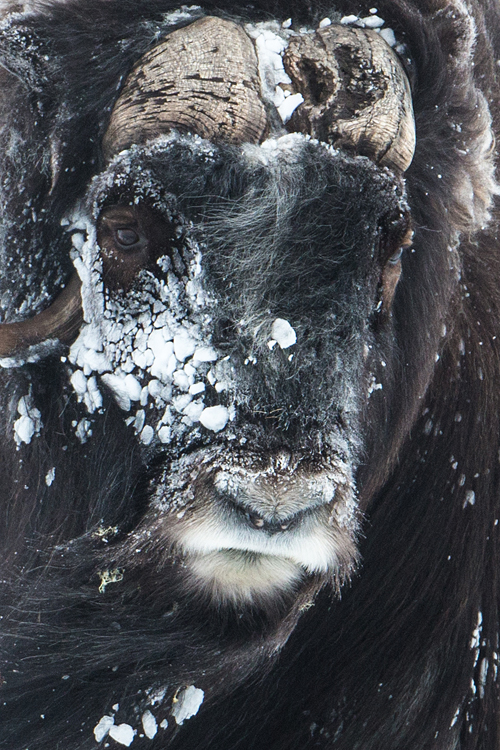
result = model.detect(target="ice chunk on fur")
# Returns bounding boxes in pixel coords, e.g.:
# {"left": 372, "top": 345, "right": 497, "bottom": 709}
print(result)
{"left": 171, "top": 686, "right": 204, "bottom": 725}
{"left": 141, "top": 710, "right": 158, "bottom": 739}
{"left": 108, "top": 723, "right": 136, "bottom": 746}
{"left": 199, "top": 405, "right": 229, "bottom": 432}
{"left": 93, "top": 715, "right": 114, "bottom": 742}
{"left": 271, "top": 318, "right": 297, "bottom": 348}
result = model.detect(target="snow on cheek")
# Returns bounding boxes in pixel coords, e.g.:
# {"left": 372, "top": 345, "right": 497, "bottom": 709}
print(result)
{"left": 67, "top": 219, "right": 235, "bottom": 446}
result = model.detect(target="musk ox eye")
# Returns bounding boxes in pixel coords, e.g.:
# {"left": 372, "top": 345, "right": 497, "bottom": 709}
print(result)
{"left": 96, "top": 205, "right": 154, "bottom": 289}
{"left": 387, "top": 247, "right": 404, "bottom": 265}
{"left": 114, "top": 227, "right": 143, "bottom": 249}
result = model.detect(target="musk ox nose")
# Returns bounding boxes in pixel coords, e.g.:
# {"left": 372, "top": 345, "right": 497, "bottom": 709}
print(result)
{"left": 211, "top": 451, "right": 341, "bottom": 529}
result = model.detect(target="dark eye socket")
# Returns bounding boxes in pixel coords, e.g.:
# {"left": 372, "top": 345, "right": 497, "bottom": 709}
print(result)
{"left": 114, "top": 227, "right": 142, "bottom": 248}
{"left": 379, "top": 211, "right": 413, "bottom": 266}
{"left": 387, "top": 247, "right": 404, "bottom": 265}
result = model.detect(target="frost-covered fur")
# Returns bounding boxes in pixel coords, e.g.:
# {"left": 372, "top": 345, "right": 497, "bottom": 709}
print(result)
{"left": 1, "top": 1, "right": 500, "bottom": 750}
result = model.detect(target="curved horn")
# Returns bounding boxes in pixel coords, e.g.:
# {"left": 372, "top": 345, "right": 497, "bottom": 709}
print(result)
{"left": 103, "top": 16, "right": 269, "bottom": 160}
{"left": 0, "top": 272, "right": 83, "bottom": 358}
{"left": 282, "top": 26, "right": 415, "bottom": 172}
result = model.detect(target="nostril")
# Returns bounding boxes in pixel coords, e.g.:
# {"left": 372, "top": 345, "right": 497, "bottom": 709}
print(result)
{"left": 249, "top": 513, "right": 265, "bottom": 529}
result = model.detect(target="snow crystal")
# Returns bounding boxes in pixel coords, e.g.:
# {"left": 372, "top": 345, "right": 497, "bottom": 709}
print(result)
{"left": 277, "top": 93, "right": 305, "bottom": 123}
{"left": 189, "top": 382, "right": 205, "bottom": 395}
{"left": 270, "top": 318, "right": 297, "bottom": 349}
{"left": 45, "top": 467, "right": 56, "bottom": 486}
{"left": 361, "top": 15, "right": 384, "bottom": 28}
{"left": 98, "top": 568, "right": 124, "bottom": 594}
{"left": 108, "top": 723, "right": 136, "bottom": 746}
{"left": 340, "top": 15, "right": 361, "bottom": 25}
{"left": 471, "top": 611, "right": 483, "bottom": 650}
{"left": 140, "top": 425, "right": 155, "bottom": 445}
{"left": 199, "top": 405, "right": 229, "bottom": 432}
{"left": 94, "top": 715, "right": 114, "bottom": 742}
{"left": 171, "top": 686, "right": 204, "bottom": 725}
{"left": 141, "top": 710, "right": 158, "bottom": 739}
{"left": 101, "top": 373, "right": 133, "bottom": 411}
{"left": 379, "top": 27, "right": 396, "bottom": 47}
{"left": 464, "top": 490, "right": 476, "bottom": 507}
{"left": 173, "top": 332, "right": 197, "bottom": 361}
{"left": 193, "top": 346, "right": 218, "bottom": 363}
{"left": 13, "top": 394, "right": 42, "bottom": 447}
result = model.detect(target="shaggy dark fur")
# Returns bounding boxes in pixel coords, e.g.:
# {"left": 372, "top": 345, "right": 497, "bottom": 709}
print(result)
{"left": 1, "top": 1, "right": 500, "bottom": 749}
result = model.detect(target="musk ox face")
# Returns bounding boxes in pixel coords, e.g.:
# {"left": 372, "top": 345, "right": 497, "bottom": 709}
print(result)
{"left": 4, "top": 3, "right": 500, "bottom": 749}
{"left": 62, "top": 129, "right": 410, "bottom": 605}
{"left": 0, "top": 13, "right": 414, "bottom": 609}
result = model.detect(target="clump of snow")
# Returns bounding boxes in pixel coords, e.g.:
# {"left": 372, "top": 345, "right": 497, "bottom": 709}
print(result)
{"left": 75, "top": 418, "right": 92, "bottom": 443}
{"left": 199, "top": 405, "right": 229, "bottom": 432}
{"left": 141, "top": 710, "right": 158, "bottom": 739}
{"left": 162, "top": 4, "right": 201, "bottom": 25}
{"left": 379, "top": 27, "right": 396, "bottom": 47}
{"left": 368, "top": 375, "right": 383, "bottom": 396}
{"left": 464, "top": 490, "right": 476, "bottom": 507}
{"left": 318, "top": 17, "right": 331, "bottom": 28}
{"left": 277, "top": 93, "right": 305, "bottom": 124}
{"left": 362, "top": 15, "right": 384, "bottom": 28}
{"left": 13, "top": 393, "right": 42, "bottom": 447}
{"left": 245, "top": 23, "right": 305, "bottom": 123}
{"left": 340, "top": 14, "right": 360, "bottom": 25}
{"left": 338, "top": 12, "right": 398, "bottom": 48}
{"left": 45, "top": 467, "right": 56, "bottom": 486}
{"left": 94, "top": 715, "right": 114, "bottom": 742}
{"left": 108, "top": 723, "right": 136, "bottom": 746}
{"left": 171, "top": 686, "right": 204, "bottom": 725}
{"left": 270, "top": 318, "right": 296, "bottom": 349}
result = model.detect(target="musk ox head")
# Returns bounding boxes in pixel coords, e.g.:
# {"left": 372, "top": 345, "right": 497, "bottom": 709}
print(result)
{"left": 3, "top": 3, "right": 500, "bottom": 749}
{"left": 0, "top": 7, "right": 490, "bottom": 617}
{"left": 5, "top": 16, "right": 417, "bottom": 606}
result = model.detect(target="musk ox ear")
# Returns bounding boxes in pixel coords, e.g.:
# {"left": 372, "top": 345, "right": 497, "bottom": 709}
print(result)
{"left": 0, "top": 15, "right": 63, "bottom": 193}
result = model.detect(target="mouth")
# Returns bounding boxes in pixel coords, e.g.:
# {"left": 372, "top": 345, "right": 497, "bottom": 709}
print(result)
{"left": 150, "top": 447, "right": 361, "bottom": 605}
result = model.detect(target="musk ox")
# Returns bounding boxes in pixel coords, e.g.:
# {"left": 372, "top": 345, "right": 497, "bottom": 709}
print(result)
{"left": 0, "top": 0, "right": 499, "bottom": 748}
